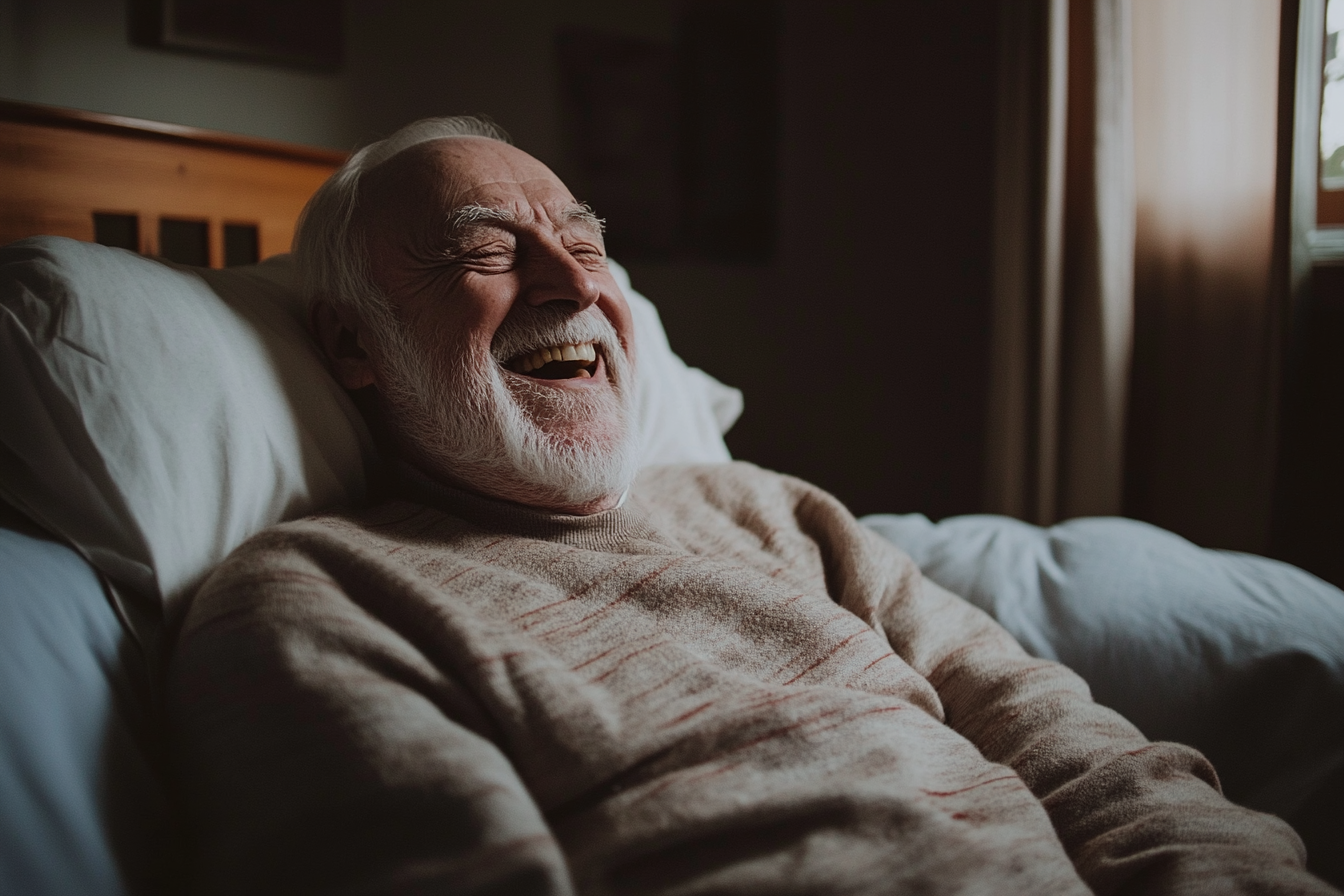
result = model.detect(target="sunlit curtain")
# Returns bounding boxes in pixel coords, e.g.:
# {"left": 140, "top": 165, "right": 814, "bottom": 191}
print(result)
{"left": 1126, "top": 0, "right": 1283, "bottom": 552}
{"left": 986, "top": 0, "right": 1285, "bottom": 552}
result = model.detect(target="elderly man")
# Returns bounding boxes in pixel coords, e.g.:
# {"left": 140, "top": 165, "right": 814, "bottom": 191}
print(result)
{"left": 167, "top": 117, "right": 1334, "bottom": 896}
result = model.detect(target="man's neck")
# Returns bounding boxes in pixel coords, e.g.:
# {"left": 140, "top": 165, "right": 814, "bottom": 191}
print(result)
{"left": 395, "top": 457, "right": 628, "bottom": 517}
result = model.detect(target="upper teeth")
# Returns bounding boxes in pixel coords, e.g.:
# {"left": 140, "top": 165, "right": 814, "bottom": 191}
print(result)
{"left": 516, "top": 342, "right": 597, "bottom": 373}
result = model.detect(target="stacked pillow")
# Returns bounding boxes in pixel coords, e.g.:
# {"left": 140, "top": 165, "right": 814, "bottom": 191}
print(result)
{"left": 0, "top": 237, "right": 742, "bottom": 640}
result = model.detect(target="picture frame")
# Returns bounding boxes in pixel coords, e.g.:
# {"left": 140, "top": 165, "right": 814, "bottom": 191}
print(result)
{"left": 129, "top": 0, "right": 343, "bottom": 72}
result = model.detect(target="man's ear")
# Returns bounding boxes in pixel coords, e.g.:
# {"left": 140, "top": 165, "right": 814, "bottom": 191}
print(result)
{"left": 311, "top": 299, "right": 378, "bottom": 390}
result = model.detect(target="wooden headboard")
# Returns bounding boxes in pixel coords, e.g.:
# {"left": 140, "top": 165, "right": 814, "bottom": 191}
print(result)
{"left": 0, "top": 99, "right": 346, "bottom": 267}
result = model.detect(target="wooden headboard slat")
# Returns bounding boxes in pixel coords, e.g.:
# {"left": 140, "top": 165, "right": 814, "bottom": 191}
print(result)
{"left": 0, "top": 99, "right": 348, "bottom": 166}
{"left": 0, "top": 100, "right": 346, "bottom": 265}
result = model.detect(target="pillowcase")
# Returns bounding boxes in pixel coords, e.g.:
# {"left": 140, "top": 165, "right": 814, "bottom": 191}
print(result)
{"left": 610, "top": 259, "right": 743, "bottom": 466}
{"left": 0, "top": 512, "right": 174, "bottom": 896}
{"left": 0, "top": 237, "right": 742, "bottom": 644}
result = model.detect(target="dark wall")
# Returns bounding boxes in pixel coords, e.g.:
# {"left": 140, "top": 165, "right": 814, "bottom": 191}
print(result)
{"left": 1271, "top": 264, "right": 1344, "bottom": 588}
{"left": 5, "top": 0, "right": 1000, "bottom": 521}
{"left": 636, "top": 1, "right": 997, "bottom": 518}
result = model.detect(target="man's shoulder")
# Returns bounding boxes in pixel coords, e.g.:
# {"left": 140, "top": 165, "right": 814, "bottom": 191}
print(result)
{"left": 197, "top": 501, "right": 450, "bottom": 596}
{"left": 235, "top": 499, "right": 442, "bottom": 554}
{"left": 180, "top": 500, "right": 458, "bottom": 638}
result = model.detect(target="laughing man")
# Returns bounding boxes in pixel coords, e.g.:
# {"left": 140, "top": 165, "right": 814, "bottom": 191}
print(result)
{"left": 167, "top": 117, "right": 1335, "bottom": 896}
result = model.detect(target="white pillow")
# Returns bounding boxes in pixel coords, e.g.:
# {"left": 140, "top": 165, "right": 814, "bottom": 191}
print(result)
{"left": 610, "top": 258, "right": 743, "bottom": 466}
{"left": 0, "top": 237, "right": 742, "bottom": 641}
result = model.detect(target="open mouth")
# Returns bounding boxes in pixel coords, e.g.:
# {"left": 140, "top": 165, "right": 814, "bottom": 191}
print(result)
{"left": 506, "top": 341, "right": 600, "bottom": 380}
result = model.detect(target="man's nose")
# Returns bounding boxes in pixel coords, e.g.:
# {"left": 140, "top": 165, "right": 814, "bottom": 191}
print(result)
{"left": 520, "top": 241, "right": 601, "bottom": 311}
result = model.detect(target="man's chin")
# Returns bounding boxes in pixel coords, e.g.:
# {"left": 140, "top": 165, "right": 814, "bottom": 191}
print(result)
{"left": 376, "top": 327, "right": 637, "bottom": 514}
{"left": 470, "top": 447, "right": 635, "bottom": 515}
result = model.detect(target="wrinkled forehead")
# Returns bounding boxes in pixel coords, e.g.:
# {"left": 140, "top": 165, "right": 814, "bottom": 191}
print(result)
{"left": 358, "top": 137, "right": 576, "bottom": 234}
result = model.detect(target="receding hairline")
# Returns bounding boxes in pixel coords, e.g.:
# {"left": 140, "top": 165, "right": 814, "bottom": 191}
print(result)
{"left": 356, "top": 135, "right": 566, "bottom": 218}
{"left": 354, "top": 139, "right": 604, "bottom": 251}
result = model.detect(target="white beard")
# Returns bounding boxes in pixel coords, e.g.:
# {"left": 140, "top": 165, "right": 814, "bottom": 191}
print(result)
{"left": 369, "top": 303, "right": 639, "bottom": 511}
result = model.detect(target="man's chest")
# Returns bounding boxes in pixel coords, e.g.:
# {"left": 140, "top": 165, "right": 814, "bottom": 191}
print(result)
{"left": 367, "top": 528, "right": 948, "bottom": 807}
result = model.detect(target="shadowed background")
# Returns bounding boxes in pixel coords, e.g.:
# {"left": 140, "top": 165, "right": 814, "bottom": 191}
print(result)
{"left": 2, "top": 0, "right": 1338, "bottom": 587}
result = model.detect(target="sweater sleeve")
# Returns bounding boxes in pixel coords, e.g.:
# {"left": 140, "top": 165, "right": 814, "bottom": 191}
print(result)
{"left": 788, "top": 482, "right": 1336, "bottom": 896}
{"left": 167, "top": 529, "right": 574, "bottom": 896}
{"left": 884, "top": 572, "right": 1337, "bottom": 895}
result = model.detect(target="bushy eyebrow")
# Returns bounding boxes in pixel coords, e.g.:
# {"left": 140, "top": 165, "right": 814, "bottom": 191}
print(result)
{"left": 563, "top": 202, "right": 606, "bottom": 234}
{"left": 439, "top": 201, "right": 605, "bottom": 260}
{"left": 446, "top": 202, "right": 518, "bottom": 234}
{"left": 444, "top": 201, "right": 605, "bottom": 239}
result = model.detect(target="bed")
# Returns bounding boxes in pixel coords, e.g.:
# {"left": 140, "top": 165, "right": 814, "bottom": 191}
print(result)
{"left": 1, "top": 99, "right": 1341, "bottom": 893}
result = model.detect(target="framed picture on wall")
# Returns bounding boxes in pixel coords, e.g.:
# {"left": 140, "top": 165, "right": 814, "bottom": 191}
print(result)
{"left": 129, "top": 0, "right": 343, "bottom": 71}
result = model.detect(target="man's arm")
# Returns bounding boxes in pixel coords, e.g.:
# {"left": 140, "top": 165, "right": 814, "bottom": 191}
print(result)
{"left": 880, "top": 568, "right": 1331, "bottom": 894}
{"left": 786, "top": 481, "right": 1335, "bottom": 895}
{"left": 168, "top": 528, "right": 573, "bottom": 896}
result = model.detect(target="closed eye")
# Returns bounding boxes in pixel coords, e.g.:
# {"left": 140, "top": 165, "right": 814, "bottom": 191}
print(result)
{"left": 565, "top": 239, "right": 605, "bottom": 264}
{"left": 453, "top": 236, "right": 517, "bottom": 270}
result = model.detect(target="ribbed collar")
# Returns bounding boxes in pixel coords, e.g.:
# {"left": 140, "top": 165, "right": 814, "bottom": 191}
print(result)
{"left": 390, "top": 462, "right": 666, "bottom": 551}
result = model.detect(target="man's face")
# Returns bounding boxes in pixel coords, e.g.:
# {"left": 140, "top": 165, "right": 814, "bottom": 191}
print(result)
{"left": 352, "top": 137, "right": 640, "bottom": 513}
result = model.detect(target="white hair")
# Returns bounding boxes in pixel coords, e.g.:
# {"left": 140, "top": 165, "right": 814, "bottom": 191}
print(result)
{"left": 292, "top": 115, "right": 510, "bottom": 323}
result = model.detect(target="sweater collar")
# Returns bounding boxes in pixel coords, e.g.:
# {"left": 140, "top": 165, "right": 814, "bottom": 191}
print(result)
{"left": 390, "top": 462, "right": 661, "bottom": 549}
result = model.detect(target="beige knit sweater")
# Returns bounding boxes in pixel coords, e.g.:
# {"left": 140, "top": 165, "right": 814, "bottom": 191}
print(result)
{"left": 168, "top": 462, "right": 1332, "bottom": 895}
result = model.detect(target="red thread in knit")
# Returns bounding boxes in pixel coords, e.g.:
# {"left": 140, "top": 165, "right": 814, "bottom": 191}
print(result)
{"left": 438, "top": 566, "right": 476, "bottom": 588}
{"left": 770, "top": 611, "right": 861, "bottom": 678}
{"left": 512, "top": 557, "right": 641, "bottom": 626}
{"left": 782, "top": 629, "right": 867, "bottom": 685}
{"left": 790, "top": 704, "right": 904, "bottom": 740}
{"left": 861, "top": 652, "right": 896, "bottom": 672}
{"left": 921, "top": 774, "right": 1020, "bottom": 798}
{"left": 739, "top": 689, "right": 812, "bottom": 713}
{"left": 725, "top": 706, "right": 850, "bottom": 754}
{"left": 659, "top": 700, "right": 717, "bottom": 729}
{"left": 535, "top": 559, "right": 682, "bottom": 638}
{"left": 570, "top": 644, "right": 622, "bottom": 672}
{"left": 473, "top": 539, "right": 520, "bottom": 568}
{"left": 622, "top": 666, "right": 694, "bottom": 706}
{"left": 590, "top": 640, "right": 672, "bottom": 683}
{"left": 513, "top": 597, "right": 572, "bottom": 623}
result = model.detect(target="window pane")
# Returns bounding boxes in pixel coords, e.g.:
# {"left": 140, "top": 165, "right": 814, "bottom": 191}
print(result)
{"left": 1323, "top": 0, "right": 1344, "bottom": 188}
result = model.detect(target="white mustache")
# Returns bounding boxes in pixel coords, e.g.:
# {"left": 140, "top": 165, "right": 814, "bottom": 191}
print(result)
{"left": 490, "top": 307, "right": 623, "bottom": 371}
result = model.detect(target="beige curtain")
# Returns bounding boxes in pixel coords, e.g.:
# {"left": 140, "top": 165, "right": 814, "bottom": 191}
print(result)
{"left": 987, "top": 0, "right": 1285, "bottom": 552}
{"left": 985, "top": 0, "right": 1135, "bottom": 524}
